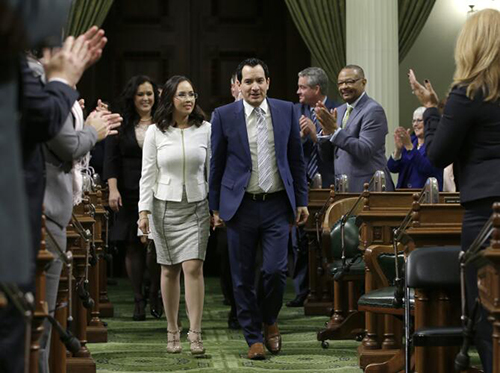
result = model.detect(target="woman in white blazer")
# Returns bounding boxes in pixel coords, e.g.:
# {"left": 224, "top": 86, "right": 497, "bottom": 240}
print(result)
{"left": 138, "top": 76, "right": 210, "bottom": 355}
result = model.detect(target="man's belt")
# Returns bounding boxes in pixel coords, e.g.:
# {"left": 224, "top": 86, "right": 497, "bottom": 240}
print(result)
{"left": 244, "top": 190, "right": 286, "bottom": 202}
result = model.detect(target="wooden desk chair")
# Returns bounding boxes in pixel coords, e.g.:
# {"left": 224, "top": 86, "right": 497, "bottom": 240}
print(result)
{"left": 317, "top": 197, "right": 366, "bottom": 345}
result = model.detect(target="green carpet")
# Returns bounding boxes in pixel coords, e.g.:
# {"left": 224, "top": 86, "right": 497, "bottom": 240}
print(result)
{"left": 89, "top": 277, "right": 362, "bottom": 372}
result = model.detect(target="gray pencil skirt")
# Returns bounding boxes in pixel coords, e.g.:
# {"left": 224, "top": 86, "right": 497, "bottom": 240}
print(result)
{"left": 151, "top": 193, "right": 210, "bottom": 266}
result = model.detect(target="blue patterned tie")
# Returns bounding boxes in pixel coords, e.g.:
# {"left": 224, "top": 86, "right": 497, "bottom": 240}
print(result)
{"left": 255, "top": 107, "right": 273, "bottom": 192}
{"left": 306, "top": 109, "right": 319, "bottom": 181}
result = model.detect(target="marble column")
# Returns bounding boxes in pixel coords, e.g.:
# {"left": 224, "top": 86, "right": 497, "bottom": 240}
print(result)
{"left": 346, "top": 0, "right": 399, "bottom": 159}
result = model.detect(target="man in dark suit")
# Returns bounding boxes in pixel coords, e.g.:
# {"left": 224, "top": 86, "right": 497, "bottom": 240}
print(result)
{"left": 295, "top": 67, "right": 337, "bottom": 189}
{"left": 317, "top": 64, "right": 394, "bottom": 192}
{"left": 287, "top": 67, "right": 337, "bottom": 308}
{"left": 210, "top": 58, "right": 309, "bottom": 360}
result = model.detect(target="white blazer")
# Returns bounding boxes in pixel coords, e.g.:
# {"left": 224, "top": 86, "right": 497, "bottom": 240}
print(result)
{"left": 138, "top": 121, "right": 211, "bottom": 213}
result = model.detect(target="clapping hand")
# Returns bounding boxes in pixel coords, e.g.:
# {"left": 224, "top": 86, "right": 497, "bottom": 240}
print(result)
{"left": 315, "top": 101, "right": 337, "bottom": 135}
{"left": 394, "top": 127, "right": 413, "bottom": 151}
{"left": 408, "top": 69, "right": 439, "bottom": 108}
{"left": 43, "top": 26, "right": 107, "bottom": 88}
{"left": 95, "top": 99, "right": 109, "bottom": 113}
{"left": 299, "top": 115, "right": 317, "bottom": 141}
{"left": 85, "top": 110, "right": 122, "bottom": 141}
{"left": 82, "top": 26, "right": 107, "bottom": 69}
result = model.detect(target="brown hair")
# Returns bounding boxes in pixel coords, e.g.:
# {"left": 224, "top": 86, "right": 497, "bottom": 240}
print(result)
{"left": 154, "top": 75, "right": 206, "bottom": 132}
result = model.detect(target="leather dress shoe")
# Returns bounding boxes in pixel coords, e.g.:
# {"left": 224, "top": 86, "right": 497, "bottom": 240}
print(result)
{"left": 247, "top": 342, "right": 265, "bottom": 360}
{"left": 264, "top": 323, "right": 281, "bottom": 354}
{"left": 286, "top": 294, "right": 307, "bottom": 307}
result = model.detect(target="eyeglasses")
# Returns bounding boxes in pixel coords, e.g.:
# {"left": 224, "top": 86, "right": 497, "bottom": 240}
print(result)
{"left": 174, "top": 92, "right": 198, "bottom": 101}
{"left": 337, "top": 78, "right": 363, "bottom": 87}
{"left": 412, "top": 118, "right": 424, "bottom": 123}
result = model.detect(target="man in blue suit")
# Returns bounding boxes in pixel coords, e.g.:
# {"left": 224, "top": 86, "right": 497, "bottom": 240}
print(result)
{"left": 295, "top": 67, "right": 337, "bottom": 189}
{"left": 210, "top": 58, "right": 309, "bottom": 359}
{"left": 287, "top": 67, "right": 337, "bottom": 308}
{"left": 317, "top": 65, "right": 394, "bottom": 192}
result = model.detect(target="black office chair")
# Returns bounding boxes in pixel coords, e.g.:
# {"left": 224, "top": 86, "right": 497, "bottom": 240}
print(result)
{"left": 404, "top": 246, "right": 463, "bottom": 372}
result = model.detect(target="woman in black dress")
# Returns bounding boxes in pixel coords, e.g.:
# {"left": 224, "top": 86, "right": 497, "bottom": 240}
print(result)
{"left": 104, "top": 75, "right": 162, "bottom": 320}
{"left": 409, "top": 9, "right": 500, "bottom": 372}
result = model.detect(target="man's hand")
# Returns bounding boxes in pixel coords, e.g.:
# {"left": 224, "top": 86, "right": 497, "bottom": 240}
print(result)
{"left": 408, "top": 69, "right": 439, "bottom": 108}
{"left": 43, "top": 35, "right": 90, "bottom": 87}
{"left": 299, "top": 115, "right": 317, "bottom": 142}
{"left": 82, "top": 26, "right": 107, "bottom": 69}
{"left": 296, "top": 206, "right": 309, "bottom": 226}
{"left": 315, "top": 102, "right": 338, "bottom": 135}
{"left": 43, "top": 26, "right": 107, "bottom": 87}
{"left": 212, "top": 211, "right": 224, "bottom": 230}
{"left": 85, "top": 110, "right": 122, "bottom": 141}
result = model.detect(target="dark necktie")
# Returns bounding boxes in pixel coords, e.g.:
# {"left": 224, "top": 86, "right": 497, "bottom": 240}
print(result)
{"left": 306, "top": 109, "right": 320, "bottom": 181}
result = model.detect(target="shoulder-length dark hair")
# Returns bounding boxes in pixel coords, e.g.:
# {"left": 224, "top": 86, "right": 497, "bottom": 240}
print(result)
{"left": 154, "top": 75, "right": 206, "bottom": 132}
{"left": 115, "top": 75, "right": 159, "bottom": 130}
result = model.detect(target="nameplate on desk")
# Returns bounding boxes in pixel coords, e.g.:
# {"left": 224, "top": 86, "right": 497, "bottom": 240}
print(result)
{"left": 444, "top": 197, "right": 461, "bottom": 204}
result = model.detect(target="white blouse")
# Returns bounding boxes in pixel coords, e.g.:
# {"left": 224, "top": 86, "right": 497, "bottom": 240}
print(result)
{"left": 138, "top": 121, "right": 211, "bottom": 213}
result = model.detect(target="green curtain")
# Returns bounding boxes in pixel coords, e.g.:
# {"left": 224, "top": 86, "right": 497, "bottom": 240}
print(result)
{"left": 65, "top": 0, "right": 114, "bottom": 37}
{"left": 284, "top": 0, "right": 346, "bottom": 93}
{"left": 285, "top": 0, "right": 436, "bottom": 76}
{"left": 398, "top": 0, "right": 436, "bottom": 62}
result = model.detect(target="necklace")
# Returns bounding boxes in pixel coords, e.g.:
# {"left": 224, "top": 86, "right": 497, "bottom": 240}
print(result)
{"left": 139, "top": 116, "right": 152, "bottom": 123}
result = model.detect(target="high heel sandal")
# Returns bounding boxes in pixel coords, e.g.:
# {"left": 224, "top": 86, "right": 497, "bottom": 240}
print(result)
{"left": 166, "top": 330, "right": 182, "bottom": 353}
{"left": 187, "top": 330, "right": 205, "bottom": 355}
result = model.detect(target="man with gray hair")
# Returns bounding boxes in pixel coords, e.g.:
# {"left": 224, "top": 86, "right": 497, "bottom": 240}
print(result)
{"left": 288, "top": 67, "right": 337, "bottom": 308}
{"left": 295, "top": 67, "right": 337, "bottom": 189}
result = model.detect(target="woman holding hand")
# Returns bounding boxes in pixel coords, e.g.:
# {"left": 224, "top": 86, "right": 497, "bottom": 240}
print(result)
{"left": 138, "top": 75, "right": 210, "bottom": 355}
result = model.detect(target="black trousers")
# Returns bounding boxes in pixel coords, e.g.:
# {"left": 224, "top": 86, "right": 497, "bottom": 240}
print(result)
{"left": 462, "top": 198, "right": 497, "bottom": 373}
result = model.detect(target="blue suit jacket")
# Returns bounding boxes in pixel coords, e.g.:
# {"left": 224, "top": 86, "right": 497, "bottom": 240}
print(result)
{"left": 294, "top": 97, "right": 337, "bottom": 188}
{"left": 319, "top": 93, "right": 394, "bottom": 192}
{"left": 209, "top": 98, "right": 308, "bottom": 221}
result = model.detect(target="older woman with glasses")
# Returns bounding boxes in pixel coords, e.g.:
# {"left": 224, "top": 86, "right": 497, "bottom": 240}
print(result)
{"left": 138, "top": 75, "right": 210, "bottom": 355}
{"left": 387, "top": 106, "right": 443, "bottom": 189}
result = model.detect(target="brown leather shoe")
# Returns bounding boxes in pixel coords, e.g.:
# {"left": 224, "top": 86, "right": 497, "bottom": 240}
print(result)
{"left": 247, "top": 342, "right": 265, "bottom": 360}
{"left": 264, "top": 323, "right": 282, "bottom": 354}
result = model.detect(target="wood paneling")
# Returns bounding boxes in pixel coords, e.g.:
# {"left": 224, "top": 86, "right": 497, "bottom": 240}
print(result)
{"left": 78, "top": 0, "right": 310, "bottom": 115}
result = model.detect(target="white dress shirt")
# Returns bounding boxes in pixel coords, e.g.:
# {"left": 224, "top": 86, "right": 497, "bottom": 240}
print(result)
{"left": 243, "top": 99, "right": 284, "bottom": 194}
{"left": 138, "top": 121, "right": 211, "bottom": 213}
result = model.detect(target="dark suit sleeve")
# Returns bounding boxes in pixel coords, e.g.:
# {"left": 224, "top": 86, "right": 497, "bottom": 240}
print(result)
{"left": 20, "top": 57, "right": 79, "bottom": 143}
{"left": 103, "top": 132, "right": 121, "bottom": 181}
{"left": 209, "top": 108, "right": 227, "bottom": 212}
{"left": 318, "top": 137, "right": 334, "bottom": 166}
{"left": 287, "top": 104, "right": 308, "bottom": 207}
{"left": 423, "top": 89, "right": 472, "bottom": 169}
{"left": 332, "top": 105, "right": 387, "bottom": 162}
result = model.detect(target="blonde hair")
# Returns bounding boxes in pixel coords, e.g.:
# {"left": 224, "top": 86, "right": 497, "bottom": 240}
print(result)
{"left": 453, "top": 9, "right": 500, "bottom": 102}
